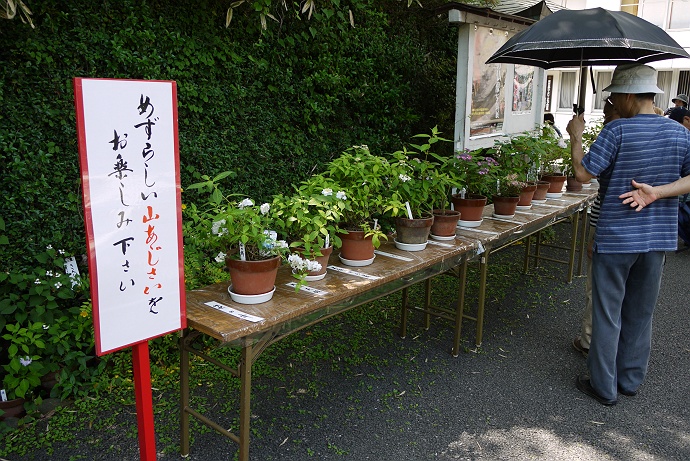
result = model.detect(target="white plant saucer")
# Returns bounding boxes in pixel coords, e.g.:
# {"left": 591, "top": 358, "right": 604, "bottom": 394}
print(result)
{"left": 339, "top": 254, "right": 375, "bottom": 267}
{"left": 228, "top": 286, "right": 276, "bottom": 305}
{"left": 532, "top": 199, "right": 547, "bottom": 204}
{"left": 458, "top": 219, "right": 483, "bottom": 228}
{"left": 394, "top": 239, "right": 428, "bottom": 251}
{"left": 516, "top": 205, "right": 532, "bottom": 211}
{"left": 430, "top": 233, "right": 456, "bottom": 241}
{"left": 546, "top": 192, "right": 563, "bottom": 198}
{"left": 493, "top": 213, "right": 515, "bottom": 219}
{"left": 304, "top": 272, "right": 327, "bottom": 282}
{"left": 582, "top": 182, "right": 593, "bottom": 188}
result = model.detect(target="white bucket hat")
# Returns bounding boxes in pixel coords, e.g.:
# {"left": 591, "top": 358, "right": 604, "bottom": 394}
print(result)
{"left": 603, "top": 64, "right": 663, "bottom": 94}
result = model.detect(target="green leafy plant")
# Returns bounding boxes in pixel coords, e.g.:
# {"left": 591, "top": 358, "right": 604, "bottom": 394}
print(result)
{"left": 271, "top": 177, "right": 347, "bottom": 254}
{"left": 494, "top": 173, "right": 525, "bottom": 198}
{"left": 440, "top": 148, "right": 500, "bottom": 197}
{"left": 487, "top": 133, "right": 544, "bottom": 183}
{"left": 323, "top": 145, "right": 394, "bottom": 245}
{"left": 185, "top": 172, "right": 290, "bottom": 262}
{"left": 1, "top": 322, "right": 46, "bottom": 401}
{"left": 0, "top": 245, "right": 98, "bottom": 401}
{"left": 388, "top": 126, "right": 452, "bottom": 216}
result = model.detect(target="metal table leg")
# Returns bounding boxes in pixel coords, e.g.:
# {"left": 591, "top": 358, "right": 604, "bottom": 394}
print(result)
{"left": 452, "top": 258, "right": 468, "bottom": 357}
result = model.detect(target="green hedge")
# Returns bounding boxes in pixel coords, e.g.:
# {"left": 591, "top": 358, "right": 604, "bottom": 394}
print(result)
{"left": 0, "top": 0, "right": 457, "bottom": 270}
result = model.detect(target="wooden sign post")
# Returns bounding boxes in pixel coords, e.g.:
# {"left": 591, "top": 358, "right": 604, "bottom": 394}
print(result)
{"left": 74, "top": 78, "right": 186, "bottom": 461}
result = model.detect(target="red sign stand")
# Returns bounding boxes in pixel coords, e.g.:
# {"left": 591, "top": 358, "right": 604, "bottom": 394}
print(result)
{"left": 132, "top": 341, "right": 157, "bottom": 460}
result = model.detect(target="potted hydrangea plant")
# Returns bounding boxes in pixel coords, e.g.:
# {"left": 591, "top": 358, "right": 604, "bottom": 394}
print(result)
{"left": 271, "top": 176, "right": 347, "bottom": 284}
{"left": 443, "top": 149, "right": 500, "bottom": 226}
{"left": 323, "top": 145, "right": 392, "bottom": 266}
{"left": 186, "top": 172, "right": 289, "bottom": 303}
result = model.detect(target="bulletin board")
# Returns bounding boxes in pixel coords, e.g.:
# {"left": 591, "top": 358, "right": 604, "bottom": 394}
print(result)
{"left": 74, "top": 78, "right": 186, "bottom": 355}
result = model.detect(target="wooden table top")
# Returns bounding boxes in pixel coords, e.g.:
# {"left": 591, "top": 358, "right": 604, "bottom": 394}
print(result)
{"left": 185, "top": 191, "right": 596, "bottom": 345}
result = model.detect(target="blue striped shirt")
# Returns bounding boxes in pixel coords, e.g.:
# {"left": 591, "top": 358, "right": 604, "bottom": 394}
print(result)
{"left": 582, "top": 114, "right": 690, "bottom": 253}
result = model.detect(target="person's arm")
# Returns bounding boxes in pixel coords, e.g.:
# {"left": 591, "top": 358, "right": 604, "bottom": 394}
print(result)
{"left": 566, "top": 114, "right": 594, "bottom": 183}
{"left": 619, "top": 177, "right": 690, "bottom": 211}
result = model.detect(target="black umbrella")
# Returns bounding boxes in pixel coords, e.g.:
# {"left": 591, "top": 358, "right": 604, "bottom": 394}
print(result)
{"left": 485, "top": 8, "right": 690, "bottom": 112}
{"left": 486, "top": 7, "right": 689, "bottom": 69}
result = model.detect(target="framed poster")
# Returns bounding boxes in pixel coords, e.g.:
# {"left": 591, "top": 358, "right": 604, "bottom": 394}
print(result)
{"left": 74, "top": 78, "right": 186, "bottom": 355}
{"left": 470, "top": 27, "right": 511, "bottom": 136}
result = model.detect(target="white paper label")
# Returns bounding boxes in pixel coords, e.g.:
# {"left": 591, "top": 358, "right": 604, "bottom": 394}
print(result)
{"left": 204, "top": 301, "right": 264, "bottom": 322}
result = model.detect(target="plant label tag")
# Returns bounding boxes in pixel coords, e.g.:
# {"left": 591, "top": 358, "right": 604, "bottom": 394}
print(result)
{"left": 285, "top": 283, "right": 328, "bottom": 296}
{"left": 63, "top": 256, "right": 81, "bottom": 288}
{"left": 204, "top": 301, "right": 264, "bottom": 322}
{"left": 374, "top": 250, "right": 413, "bottom": 262}
{"left": 0, "top": 389, "right": 7, "bottom": 402}
{"left": 405, "top": 202, "right": 413, "bottom": 219}
{"left": 239, "top": 243, "right": 246, "bottom": 261}
{"left": 325, "top": 234, "right": 329, "bottom": 248}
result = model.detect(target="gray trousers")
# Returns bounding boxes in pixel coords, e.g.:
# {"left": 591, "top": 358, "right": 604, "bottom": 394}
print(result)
{"left": 588, "top": 251, "right": 665, "bottom": 400}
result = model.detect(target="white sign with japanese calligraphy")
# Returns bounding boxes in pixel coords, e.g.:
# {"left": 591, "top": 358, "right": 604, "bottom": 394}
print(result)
{"left": 75, "top": 78, "right": 186, "bottom": 355}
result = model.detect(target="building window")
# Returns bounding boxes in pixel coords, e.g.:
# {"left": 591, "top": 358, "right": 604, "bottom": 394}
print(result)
{"left": 593, "top": 71, "right": 613, "bottom": 110}
{"left": 621, "top": 0, "right": 688, "bottom": 30}
{"left": 679, "top": 71, "right": 690, "bottom": 96}
{"left": 559, "top": 71, "right": 577, "bottom": 110}
{"left": 669, "top": 0, "right": 690, "bottom": 29}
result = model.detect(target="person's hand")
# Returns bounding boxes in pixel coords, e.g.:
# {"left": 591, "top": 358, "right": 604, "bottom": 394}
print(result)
{"left": 566, "top": 113, "right": 585, "bottom": 140}
{"left": 619, "top": 179, "right": 657, "bottom": 211}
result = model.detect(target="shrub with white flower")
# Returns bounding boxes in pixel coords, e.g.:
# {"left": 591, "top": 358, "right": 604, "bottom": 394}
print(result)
{"left": 287, "top": 253, "right": 323, "bottom": 291}
{"left": 188, "top": 185, "right": 290, "bottom": 261}
{"left": 271, "top": 176, "right": 348, "bottom": 254}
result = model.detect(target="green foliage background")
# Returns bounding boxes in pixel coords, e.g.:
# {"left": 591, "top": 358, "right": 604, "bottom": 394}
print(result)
{"left": 0, "top": 0, "right": 457, "bottom": 269}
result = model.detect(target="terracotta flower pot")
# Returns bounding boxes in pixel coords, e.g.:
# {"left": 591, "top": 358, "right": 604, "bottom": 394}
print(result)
{"left": 451, "top": 194, "right": 487, "bottom": 222}
{"left": 296, "top": 245, "right": 333, "bottom": 278}
{"left": 518, "top": 182, "right": 538, "bottom": 207}
{"left": 0, "top": 397, "right": 26, "bottom": 420}
{"left": 395, "top": 215, "right": 434, "bottom": 244}
{"left": 541, "top": 174, "right": 567, "bottom": 194}
{"left": 566, "top": 176, "right": 583, "bottom": 191}
{"left": 339, "top": 230, "right": 375, "bottom": 261}
{"left": 431, "top": 209, "right": 461, "bottom": 237}
{"left": 226, "top": 255, "right": 281, "bottom": 296}
{"left": 532, "top": 181, "right": 551, "bottom": 200}
{"left": 492, "top": 195, "right": 520, "bottom": 216}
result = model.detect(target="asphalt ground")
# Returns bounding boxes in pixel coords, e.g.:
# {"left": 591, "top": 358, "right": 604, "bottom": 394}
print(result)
{"left": 6, "top": 222, "right": 690, "bottom": 461}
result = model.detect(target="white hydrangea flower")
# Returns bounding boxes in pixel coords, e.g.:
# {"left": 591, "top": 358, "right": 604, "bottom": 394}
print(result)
{"left": 214, "top": 251, "right": 226, "bottom": 263}
{"left": 275, "top": 240, "right": 288, "bottom": 249}
{"left": 287, "top": 254, "right": 304, "bottom": 270}
{"left": 46, "top": 270, "right": 54, "bottom": 277}
{"left": 19, "top": 356, "right": 32, "bottom": 367}
{"left": 260, "top": 203, "right": 270, "bottom": 215}
{"left": 558, "top": 138, "right": 567, "bottom": 149}
{"left": 399, "top": 174, "right": 412, "bottom": 182}
{"left": 34, "top": 278, "right": 41, "bottom": 285}
{"left": 54, "top": 281, "right": 62, "bottom": 289}
{"left": 238, "top": 198, "right": 254, "bottom": 209}
{"left": 322, "top": 188, "right": 333, "bottom": 196}
{"left": 212, "top": 219, "right": 227, "bottom": 235}
{"left": 46, "top": 245, "right": 53, "bottom": 250}
{"left": 263, "top": 230, "right": 278, "bottom": 241}
{"left": 336, "top": 191, "right": 347, "bottom": 200}
{"left": 58, "top": 249, "right": 65, "bottom": 255}
{"left": 305, "top": 260, "right": 322, "bottom": 273}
